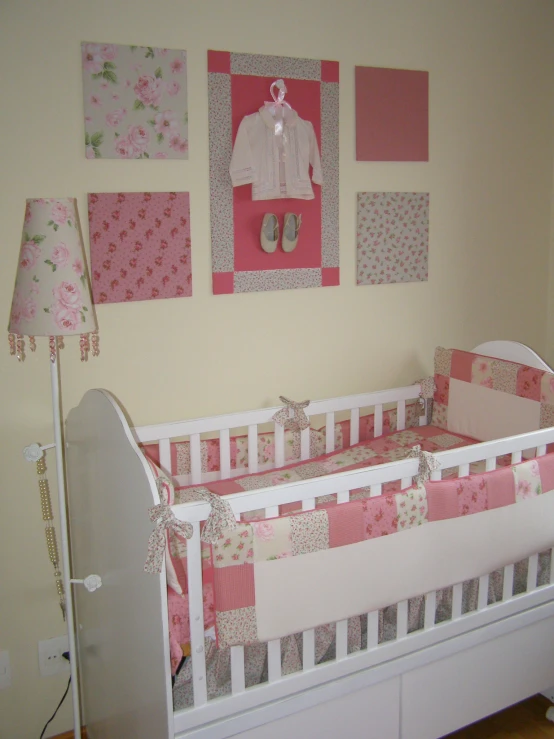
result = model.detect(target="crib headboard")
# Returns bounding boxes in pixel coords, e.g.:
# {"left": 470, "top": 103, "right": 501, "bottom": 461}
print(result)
{"left": 472, "top": 341, "right": 553, "bottom": 372}
{"left": 66, "top": 389, "right": 173, "bottom": 739}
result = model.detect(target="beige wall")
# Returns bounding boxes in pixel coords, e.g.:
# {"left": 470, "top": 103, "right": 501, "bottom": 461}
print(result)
{"left": 1, "top": 1, "right": 553, "bottom": 736}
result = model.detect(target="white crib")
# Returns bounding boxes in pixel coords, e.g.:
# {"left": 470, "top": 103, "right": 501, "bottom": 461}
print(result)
{"left": 65, "top": 341, "right": 554, "bottom": 739}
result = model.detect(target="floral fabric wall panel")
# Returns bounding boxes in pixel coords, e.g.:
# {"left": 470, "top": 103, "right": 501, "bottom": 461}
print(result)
{"left": 82, "top": 43, "right": 188, "bottom": 159}
{"left": 208, "top": 50, "right": 340, "bottom": 294}
{"left": 88, "top": 192, "right": 192, "bottom": 304}
{"left": 357, "top": 192, "right": 429, "bottom": 286}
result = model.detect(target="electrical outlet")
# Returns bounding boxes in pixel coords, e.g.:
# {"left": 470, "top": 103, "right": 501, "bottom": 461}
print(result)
{"left": 38, "top": 636, "right": 70, "bottom": 677}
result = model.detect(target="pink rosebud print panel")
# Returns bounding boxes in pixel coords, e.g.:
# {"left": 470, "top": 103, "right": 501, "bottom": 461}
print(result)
{"left": 82, "top": 42, "right": 188, "bottom": 160}
{"left": 356, "top": 192, "right": 429, "bottom": 286}
{"left": 89, "top": 192, "right": 192, "bottom": 304}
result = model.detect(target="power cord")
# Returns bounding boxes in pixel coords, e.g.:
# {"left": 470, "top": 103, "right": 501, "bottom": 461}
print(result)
{"left": 39, "top": 652, "right": 72, "bottom": 739}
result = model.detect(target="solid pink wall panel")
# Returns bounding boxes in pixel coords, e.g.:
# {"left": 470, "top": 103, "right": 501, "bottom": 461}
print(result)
{"left": 355, "top": 66, "right": 429, "bottom": 162}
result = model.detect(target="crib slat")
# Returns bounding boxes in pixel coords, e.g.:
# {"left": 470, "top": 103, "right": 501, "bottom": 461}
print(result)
{"left": 350, "top": 407, "right": 360, "bottom": 445}
{"left": 186, "top": 521, "right": 207, "bottom": 706}
{"left": 367, "top": 611, "right": 379, "bottom": 649}
{"left": 248, "top": 424, "right": 258, "bottom": 473}
{"left": 424, "top": 591, "right": 436, "bottom": 629}
{"left": 302, "top": 629, "right": 315, "bottom": 670}
{"left": 302, "top": 498, "right": 316, "bottom": 511}
{"left": 336, "top": 619, "right": 348, "bottom": 659}
{"left": 430, "top": 468, "right": 442, "bottom": 482}
{"left": 397, "top": 400, "right": 406, "bottom": 431}
{"left": 159, "top": 437, "right": 171, "bottom": 474}
{"left": 265, "top": 506, "right": 279, "bottom": 518}
{"left": 527, "top": 554, "right": 539, "bottom": 592}
{"left": 190, "top": 433, "right": 202, "bottom": 485}
{"left": 337, "top": 490, "right": 350, "bottom": 504}
{"left": 374, "top": 405, "right": 383, "bottom": 437}
{"left": 503, "top": 564, "right": 515, "bottom": 600}
{"left": 458, "top": 463, "right": 469, "bottom": 478}
{"left": 511, "top": 450, "right": 522, "bottom": 465}
{"left": 274, "top": 423, "right": 285, "bottom": 468}
{"left": 478, "top": 574, "right": 489, "bottom": 609}
{"left": 452, "top": 583, "right": 463, "bottom": 619}
{"left": 401, "top": 477, "right": 412, "bottom": 490}
{"left": 485, "top": 458, "right": 496, "bottom": 472}
{"left": 230, "top": 646, "right": 245, "bottom": 694}
{"left": 267, "top": 639, "right": 281, "bottom": 683}
{"left": 370, "top": 483, "right": 382, "bottom": 498}
{"left": 325, "top": 412, "right": 335, "bottom": 453}
{"left": 397, "top": 600, "right": 408, "bottom": 638}
{"left": 300, "top": 427, "right": 310, "bottom": 460}
{"left": 537, "top": 444, "right": 547, "bottom": 457}
{"left": 219, "top": 428, "right": 231, "bottom": 479}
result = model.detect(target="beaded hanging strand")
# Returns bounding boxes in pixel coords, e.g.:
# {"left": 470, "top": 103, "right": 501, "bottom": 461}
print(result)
{"left": 36, "top": 454, "right": 66, "bottom": 620}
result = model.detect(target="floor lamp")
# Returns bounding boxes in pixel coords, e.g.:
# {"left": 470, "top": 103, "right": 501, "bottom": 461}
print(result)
{"left": 8, "top": 198, "right": 99, "bottom": 737}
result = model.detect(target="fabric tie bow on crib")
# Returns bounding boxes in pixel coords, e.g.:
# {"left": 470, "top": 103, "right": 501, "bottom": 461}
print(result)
{"left": 272, "top": 396, "right": 311, "bottom": 432}
{"left": 144, "top": 481, "right": 237, "bottom": 575}
{"left": 406, "top": 444, "right": 440, "bottom": 485}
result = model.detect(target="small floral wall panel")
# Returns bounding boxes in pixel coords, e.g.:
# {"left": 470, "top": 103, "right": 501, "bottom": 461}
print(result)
{"left": 208, "top": 50, "right": 339, "bottom": 294}
{"left": 357, "top": 192, "right": 429, "bottom": 286}
{"left": 89, "top": 192, "right": 192, "bottom": 304}
{"left": 82, "top": 43, "right": 188, "bottom": 159}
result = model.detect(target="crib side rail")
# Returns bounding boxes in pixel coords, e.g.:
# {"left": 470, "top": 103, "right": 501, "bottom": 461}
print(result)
{"left": 132, "top": 384, "right": 422, "bottom": 443}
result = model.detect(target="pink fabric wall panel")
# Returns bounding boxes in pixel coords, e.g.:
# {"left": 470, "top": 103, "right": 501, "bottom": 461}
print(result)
{"left": 355, "top": 66, "right": 429, "bottom": 162}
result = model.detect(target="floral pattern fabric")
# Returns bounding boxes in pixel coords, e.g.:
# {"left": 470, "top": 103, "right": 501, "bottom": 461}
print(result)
{"left": 356, "top": 192, "right": 429, "bottom": 285}
{"left": 88, "top": 192, "right": 192, "bottom": 304}
{"left": 82, "top": 43, "right": 188, "bottom": 159}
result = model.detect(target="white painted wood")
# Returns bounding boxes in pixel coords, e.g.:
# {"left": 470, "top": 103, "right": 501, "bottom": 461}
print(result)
{"left": 424, "top": 592, "right": 436, "bottom": 629}
{"left": 370, "top": 483, "right": 382, "bottom": 498}
{"left": 248, "top": 424, "right": 258, "bottom": 473}
{"left": 235, "top": 677, "right": 401, "bottom": 739}
{"left": 527, "top": 553, "right": 539, "bottom": 591}
{"left": 231, "top": 646, "right": 245, "bottom": 695}
{"left": 219, "top": 428, "right": 231, "bottom": 479}
{"left": 367, "top": 611, "right": 379, "bottom": 649}
{"left": 66, "top": 390, "right": 172, "bottom": 739}
{"left": 337, "top": 490, "right": 350, "bottom": 504}
{"left": 274, "top": 423, "right": 285, "bottom": 468}
{"left": 336, "top": 619, "right": 348, "bottom": 659}
{"left": 267, "top": 639, "right": 281, "bottom": 682}
{"left": 397, "top": 400, "right": 406, "bottom": 431}
{"left": 512, "top": 450, "right": 523, "bottom": 464}
{"left": 472, "top": 341, "right": 553, "bottom": 371}
{"left": 538, "top": 444, "right": 547, "bottom": 457}
{"left": 350, "top": 407, "right": 360, "bottom": 445}
{"left": 190, "top": 433, "right": 201, "bottom": 484}
{"left": 302, "top": 498, "right": 316, "bottom": 511}
{"left": 452, "top": 583, "right": 463, "bottom": 619}
{"left": 503, "top": 564, "right": 515, "bottom": 600}
{"left": 302, "top": 629, "right": 315, "bottom": 670}
{"left": 478, "top": 575, "right": 490, "bottom": 610}
{"left": 300, "top": 426, "right": 310, "bottom": 460}
{"left": 325, "top": 412, "right": 335, "bottom": 453}
{"left": 187, "top": 522, "right": 207, "bottom": 707}
{"left": 374, "top": 405, "right": 383, "bottom": 437}
{"left": 159, "top": 437, "right": 171, "bottom": 474}
{"left": 485, "top": 457, "right": 496, "bottom": 472}
{"left": 458, "top": 463, "right": 470, "bottom": 477}
{"left": 401, "top": 613, "right": 554, "bottom": 739}
{"left": 397, "top": 600, "right": 408, "bottom": 638}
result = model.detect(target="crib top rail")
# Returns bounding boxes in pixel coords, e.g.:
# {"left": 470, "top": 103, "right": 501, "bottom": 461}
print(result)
{"left": 132, "top": 384, "right": 422, "bottom": 443}
{"left": 169, "top": 424, "right": 554, "bottom": 524}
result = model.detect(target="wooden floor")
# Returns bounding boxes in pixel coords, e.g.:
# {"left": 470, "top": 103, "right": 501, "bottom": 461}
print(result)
{"left": 444, "top": 695, "right": 554, "bottom": 738}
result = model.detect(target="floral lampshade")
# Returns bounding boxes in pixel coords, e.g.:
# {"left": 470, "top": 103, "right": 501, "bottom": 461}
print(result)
{"left": 8, "top": 198, "right": 99, "bottom": 362}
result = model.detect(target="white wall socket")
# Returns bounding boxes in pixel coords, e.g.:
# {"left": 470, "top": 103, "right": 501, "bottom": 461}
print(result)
{"left": 38, "top": 635, "right": 70, "bottom": 677}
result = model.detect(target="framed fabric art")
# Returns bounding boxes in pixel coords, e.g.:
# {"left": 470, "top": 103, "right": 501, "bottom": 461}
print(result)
{"left": 88, "top": 192, "right": 192, "bottom": 304}
{"left": 357, "top": 192, "right": 429, "bottom": 286}
{"left": 208, "top": 50, "right": 339, "bottom": 294}
{"left": 82, "top": 42, "right": 188, "bottom": 160}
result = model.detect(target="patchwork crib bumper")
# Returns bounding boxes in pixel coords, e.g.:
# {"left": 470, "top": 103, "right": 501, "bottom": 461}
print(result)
{"left": 213, "top": 455, "right": 554, "bottom": 648}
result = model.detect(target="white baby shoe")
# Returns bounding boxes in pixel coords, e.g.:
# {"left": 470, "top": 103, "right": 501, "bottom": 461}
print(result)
{"left": 282, "top": 213, "right": 302, "bottom": 252}
{"left": 260, "top": 213, "right": 279, "bottom": 253}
